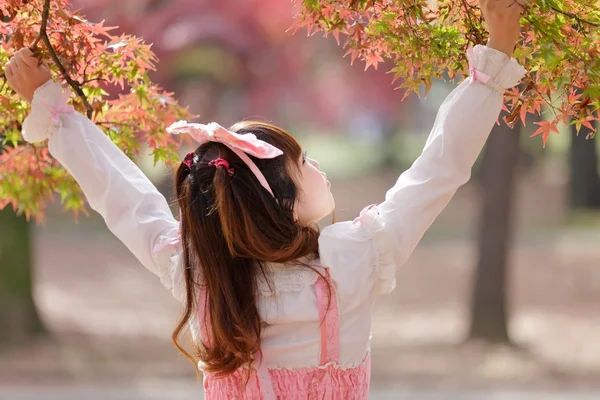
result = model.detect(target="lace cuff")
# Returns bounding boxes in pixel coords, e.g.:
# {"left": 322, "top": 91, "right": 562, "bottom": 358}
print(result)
{"left": 468, "top": 45, "right": 526, "bottom": 93}
{"left": 22, "top": 80, "right": 75, "bottom": 143}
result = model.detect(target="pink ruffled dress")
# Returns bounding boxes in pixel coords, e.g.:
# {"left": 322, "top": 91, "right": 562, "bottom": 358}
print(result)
{"left": 200, "top": 270, "right": 371, "bottom": 399}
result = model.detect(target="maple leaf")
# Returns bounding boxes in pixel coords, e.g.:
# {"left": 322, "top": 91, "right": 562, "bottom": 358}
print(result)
{"left": 531, "top": 120, "right": 561, "bottom": 147}
{"left": 364, "top": 51, "right": 383, "bottom": 70}
{"left": 571, "top": 114, "right": 596, "bottom": 134}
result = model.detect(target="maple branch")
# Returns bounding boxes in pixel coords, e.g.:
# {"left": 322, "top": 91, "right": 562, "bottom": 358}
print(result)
{"left": 31, "top": 0, "right": 51, "bottom": 49}
{"left": 460, "top": 0, "right": 480, "bottom": 44}
{"left": 0, "top": 145, "right": 33, "bottom": 166}
{"left": 80, "top": 77, "right": 107, "bottom": 85}
{"left": 547, "top": 4, "right": 600, "bottom": 28}
{"left": 96, "top": 121, "right": 136, "bottom": 128}
{"left": 35, "top": 0, "right": 94, "bottom": 119}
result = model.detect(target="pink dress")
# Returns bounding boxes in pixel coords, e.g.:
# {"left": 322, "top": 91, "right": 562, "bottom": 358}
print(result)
{"left": 200, "top": 271, "right": 371, "bottom": 399}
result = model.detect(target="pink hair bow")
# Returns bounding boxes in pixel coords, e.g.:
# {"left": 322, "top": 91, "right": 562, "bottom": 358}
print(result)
{"left": 167, "top": 121, "right": 284, "bottom": 197}
{"left": 43, "top": 90, "right": 75, "bottom": 124}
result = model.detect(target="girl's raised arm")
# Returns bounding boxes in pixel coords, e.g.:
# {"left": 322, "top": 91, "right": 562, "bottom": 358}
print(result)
{"left": 5, "top": 49, "right": 181, "bottom": 295}
{"left": 378, "top": 0, "right": 528, "bottom": 269}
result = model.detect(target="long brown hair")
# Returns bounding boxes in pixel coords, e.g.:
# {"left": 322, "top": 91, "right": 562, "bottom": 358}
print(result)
{"left": 172, "top": 121, "right": 320, "bottom": 376}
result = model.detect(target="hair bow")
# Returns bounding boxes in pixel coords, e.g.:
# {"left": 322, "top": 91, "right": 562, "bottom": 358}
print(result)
{"left": 167, "top": 121, "right": 283, "bottom": 197}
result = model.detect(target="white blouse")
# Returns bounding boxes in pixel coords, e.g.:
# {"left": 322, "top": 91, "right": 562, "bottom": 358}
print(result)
{"left": 22, "top": 45, "right": 525, "bottom": 370}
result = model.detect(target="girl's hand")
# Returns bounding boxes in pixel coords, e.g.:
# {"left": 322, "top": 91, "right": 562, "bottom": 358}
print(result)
{"left": 4, "top": 48, "right": 52, "bottom": 103}
{"left": 480, "top": 0, "right": 528, "bottom": 57}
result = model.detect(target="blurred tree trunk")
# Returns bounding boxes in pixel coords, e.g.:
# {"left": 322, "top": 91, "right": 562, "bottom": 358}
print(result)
{"left": 0, "top": 14, "right": 44, "bottom": 346}
{"left": 0, "top": 207, "right": 45, "bottom": 345}
{"left": 569, "top": 122, "right": 600, "bottom": 210}
{"left": 469, "top": 121, "right": 521, "bottom": 343}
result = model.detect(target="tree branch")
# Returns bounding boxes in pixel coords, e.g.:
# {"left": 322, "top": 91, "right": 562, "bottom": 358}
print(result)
{"left": 548, "top": 4, "right": 600, "bottom": 28}
{"left": 32, "top": 0, "right": 94, "bottom": 119}
{"left": 461, "top": 0, "right": 481, "bottom": 44}
{"left": 96, "top": 121, "right": 134, "bottom": 127}
{"left": 0, "top": 145, "right": 33, "bottom": 167}
{"left": 80, "top": 77, "right": 107, "bottom": 85}
{"left": 30, "top": 0, "right": 51, "bottom": 49}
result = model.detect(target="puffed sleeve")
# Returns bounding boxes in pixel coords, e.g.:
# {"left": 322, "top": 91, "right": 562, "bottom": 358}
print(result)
{"left": 22, "top": 80, "right": 185, "bottom": 301}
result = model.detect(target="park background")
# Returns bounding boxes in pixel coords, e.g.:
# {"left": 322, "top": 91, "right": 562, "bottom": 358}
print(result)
{"left": 2, "top": 0, "right": 600, "bottom": 399}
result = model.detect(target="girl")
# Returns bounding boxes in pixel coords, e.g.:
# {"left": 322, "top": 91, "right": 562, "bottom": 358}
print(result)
{"left": 5, "top": 0, "right": 527, "bottom": 397}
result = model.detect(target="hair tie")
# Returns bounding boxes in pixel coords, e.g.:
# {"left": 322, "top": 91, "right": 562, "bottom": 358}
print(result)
{"left": 183, "top": 152, "right": 195, "bottom": 168}
{"left": 209, "top": 158, "right": 235, "bottom": 176}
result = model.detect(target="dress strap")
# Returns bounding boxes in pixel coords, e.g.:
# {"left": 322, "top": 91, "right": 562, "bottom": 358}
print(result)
{"left": 315, "top": 268, "right": 340, "bottom": 365}
{"left": 254, "top": 350, "right": 275, "bottom": 400}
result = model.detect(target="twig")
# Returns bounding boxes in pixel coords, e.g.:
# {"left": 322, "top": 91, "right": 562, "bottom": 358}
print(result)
{"left": 460, "top": 0, "right": 479, "bottom": 42}
{"left": 96, "top": 121, "right": 134, "bottom": 128}
{"left": 0, "top": 145, "right": 33, "bottom": 166}
{"left": 30, "top": 0, "right": 51, "bottom": 50}
{"left": 548, "top": 4, "right": 600, "bottom": 28}
{"left": 35, "top": 0, "right": 94, "bottom": 119}
{"left": 81, "top": 77, "right": 107, "bottom": 85}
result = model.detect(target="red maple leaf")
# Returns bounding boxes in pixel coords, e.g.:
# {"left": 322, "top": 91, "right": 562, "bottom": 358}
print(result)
{"left": 531, "top": 120, "right": 560, "bottom": 147}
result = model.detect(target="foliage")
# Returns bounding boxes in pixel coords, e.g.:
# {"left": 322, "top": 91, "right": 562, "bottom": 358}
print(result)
{"left": 0, "top": 0, "right": 190, "bottom": 220}
{"left": 294, "top": 0, "right": 600, "bottom": 146}
{"left": 4, "top": 0, "right": 599, "bottom": 219}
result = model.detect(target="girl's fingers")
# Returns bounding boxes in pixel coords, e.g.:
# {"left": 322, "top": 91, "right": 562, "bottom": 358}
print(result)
{"left": 17, "top": 48, "right": 34, "bottom": 57}
{"left": 4, "top": 62, "right": 14, "bottom": 80}
{"left": 504, "top": 0, "right": 521, "bottom": 9}
{"left": 512, "top": 0, "right": 526, "bottom": 9}
{"left": 20, "top": 49, "right": 39, "bottom": 68}
{"left": 12, "top": 53, "right": 27, "bottom": 71}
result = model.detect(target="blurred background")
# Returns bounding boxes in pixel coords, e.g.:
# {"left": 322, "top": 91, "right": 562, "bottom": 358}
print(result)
{"left": 2, "top": 0, "right": 600, "bottom": 399}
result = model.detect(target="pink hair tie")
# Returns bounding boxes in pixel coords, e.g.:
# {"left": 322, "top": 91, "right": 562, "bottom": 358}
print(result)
{"left": 183, "top": 152, "right": 195, "bottom": 168}
{"left": 209, "top": 158, "right": 234, "bottom": 176}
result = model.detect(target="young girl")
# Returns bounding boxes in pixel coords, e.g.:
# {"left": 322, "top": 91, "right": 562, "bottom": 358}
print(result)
{"left": 5, "top": 0, "right": 527, "bottom": 397}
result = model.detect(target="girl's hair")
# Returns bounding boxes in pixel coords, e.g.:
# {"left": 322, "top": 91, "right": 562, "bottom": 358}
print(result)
{"left": 172, "top": 121, "right": 320, "bottom": 376}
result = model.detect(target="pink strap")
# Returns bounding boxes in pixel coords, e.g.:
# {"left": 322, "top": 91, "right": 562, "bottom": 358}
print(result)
{"left": 315, "top": 269, "right": 340, "bottom": 365}
{"left": 254, "top": 350, "right": 275, "bottom": 400}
